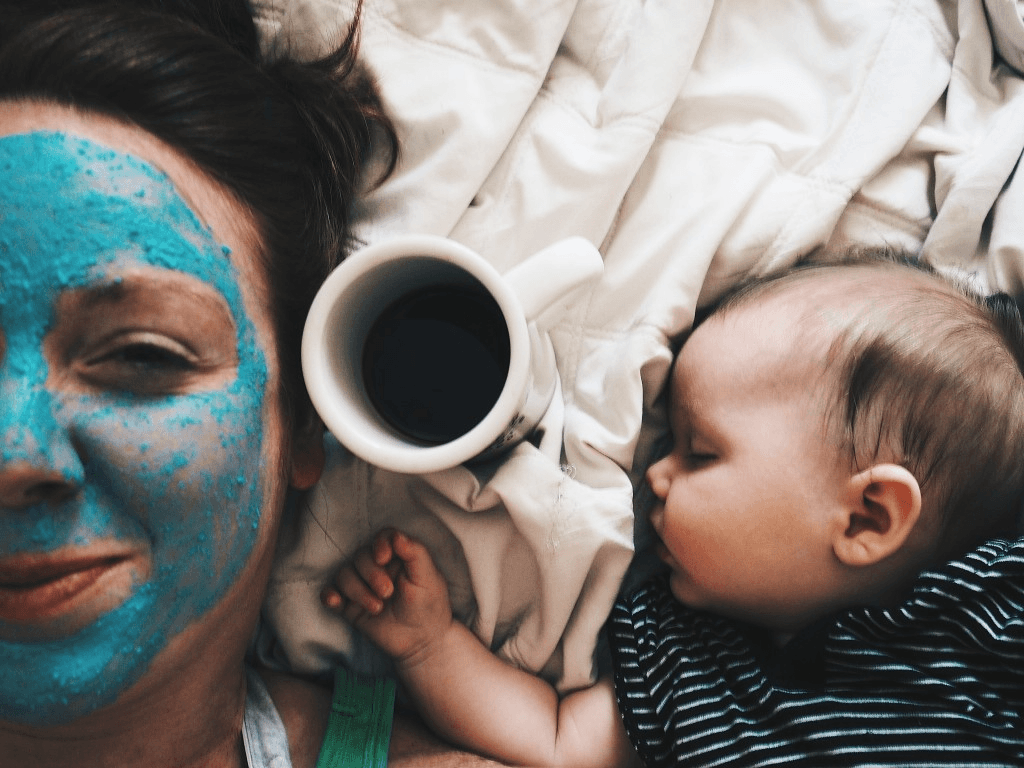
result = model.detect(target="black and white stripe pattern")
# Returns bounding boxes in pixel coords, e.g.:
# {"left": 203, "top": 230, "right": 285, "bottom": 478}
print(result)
{"left": 607, "top": 539, "right": 1024, "bottom": 767}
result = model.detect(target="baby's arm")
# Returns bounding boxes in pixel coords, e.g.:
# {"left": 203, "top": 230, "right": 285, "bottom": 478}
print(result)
{"left": 324, "top": 529, "right": 638, "bottom": 768}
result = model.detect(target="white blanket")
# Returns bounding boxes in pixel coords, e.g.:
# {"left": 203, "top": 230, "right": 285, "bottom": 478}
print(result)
{"left": 255, "top": 0, "right": 1024, "bottom": 692}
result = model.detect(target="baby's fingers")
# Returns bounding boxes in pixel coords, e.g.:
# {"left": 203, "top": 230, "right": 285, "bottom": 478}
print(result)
{"left": 332, "top": 561, "right": 386, "bottom": 615}
{"left": 391, "top": 530, "right": 443, "bottom": 588}
{"left": 352, "top": 545, "right": 395, "bottom": 601}
{"left": 321, "top": 584, "right": 344, "bottom": 611}
{"left": 372, "top": 528, "right": 396, "bottom": 567}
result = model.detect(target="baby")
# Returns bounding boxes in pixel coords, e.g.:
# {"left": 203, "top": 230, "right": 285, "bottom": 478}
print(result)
{"left": 325, "top": 250, "right": 1024, "bottom": 767}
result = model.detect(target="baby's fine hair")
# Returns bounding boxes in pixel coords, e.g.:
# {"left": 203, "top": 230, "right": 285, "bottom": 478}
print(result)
{"left": 706, "top": 248, "right": 1024, "bottom": 559}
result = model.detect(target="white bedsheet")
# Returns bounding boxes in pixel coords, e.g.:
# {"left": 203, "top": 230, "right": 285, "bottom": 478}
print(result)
{"left": 254, "top": 0, "right": 1024, "bottom": 691}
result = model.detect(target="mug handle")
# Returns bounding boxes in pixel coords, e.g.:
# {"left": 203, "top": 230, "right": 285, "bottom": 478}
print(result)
{"left": 502, "top": 237, "right": 604, "bottom": 329}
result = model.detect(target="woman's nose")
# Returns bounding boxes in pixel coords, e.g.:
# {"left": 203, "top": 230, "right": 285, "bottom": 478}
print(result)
{"left": 0, "top": 382, "right": 84, "bottom": 508}
{"left": 0, "top": 464, "right": 79, "bottom": 507}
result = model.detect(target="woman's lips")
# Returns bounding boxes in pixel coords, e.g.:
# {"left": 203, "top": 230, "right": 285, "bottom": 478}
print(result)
{"left": 0, "top": 552, "right": 136, "bottom": 623}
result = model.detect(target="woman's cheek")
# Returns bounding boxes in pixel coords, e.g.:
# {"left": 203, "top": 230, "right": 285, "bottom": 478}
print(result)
{"left": 71, "top": 386, "right": 266, "bottom": 610}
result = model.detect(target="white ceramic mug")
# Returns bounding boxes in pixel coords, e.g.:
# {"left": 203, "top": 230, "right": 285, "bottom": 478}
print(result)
{"left": 301, "top": 234, "right": 603, "bottom": 474}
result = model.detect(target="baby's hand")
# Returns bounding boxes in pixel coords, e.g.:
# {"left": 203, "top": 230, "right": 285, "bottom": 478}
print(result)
{"left": 322, "top": 528, "right": 453, "bottom": 664}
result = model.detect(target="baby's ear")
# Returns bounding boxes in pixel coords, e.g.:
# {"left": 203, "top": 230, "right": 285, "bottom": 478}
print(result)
{"left": 833, "top": 464, "right": 922, "bottom": 567}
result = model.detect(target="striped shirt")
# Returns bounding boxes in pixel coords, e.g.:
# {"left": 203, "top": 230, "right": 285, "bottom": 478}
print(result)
{"left": 607, "top": 538, "right": 1024, "bottom": 767}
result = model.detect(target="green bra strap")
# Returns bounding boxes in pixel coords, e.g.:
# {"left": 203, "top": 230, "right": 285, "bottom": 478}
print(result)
{"left": 315, "top": 668, "right": 396, "bottom": 768}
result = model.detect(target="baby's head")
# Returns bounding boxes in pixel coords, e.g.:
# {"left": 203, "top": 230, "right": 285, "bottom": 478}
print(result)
{"left": 648, "top": 249, "right": 1024, "bottom": 633}
{"left": 727, "top": 251, "right": 1024, "bottom": 551}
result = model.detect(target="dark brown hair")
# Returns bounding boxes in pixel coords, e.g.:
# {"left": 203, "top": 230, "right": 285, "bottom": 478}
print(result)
{"left": 0, "top": 0, "right": 399, "bottom": 427}
{"left": 702, "top": 249, "right": 1024, "bottom": 558}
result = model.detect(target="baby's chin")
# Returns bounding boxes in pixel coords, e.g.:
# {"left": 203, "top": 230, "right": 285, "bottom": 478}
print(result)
{"left": 665, "top": 569, "right": 703, "bottom": 609}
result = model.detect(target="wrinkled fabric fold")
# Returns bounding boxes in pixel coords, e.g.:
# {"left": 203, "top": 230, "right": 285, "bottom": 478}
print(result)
{"left": 254, "top": 0, "right": 1024, "bottom": 691}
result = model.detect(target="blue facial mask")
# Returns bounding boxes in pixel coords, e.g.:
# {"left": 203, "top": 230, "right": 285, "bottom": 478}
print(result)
{"left": 0, "top": 131, "right": 269, "bottom": 725}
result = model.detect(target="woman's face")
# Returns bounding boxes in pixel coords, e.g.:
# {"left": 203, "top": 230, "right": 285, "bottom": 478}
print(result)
{"left": 0, "top": 103, "right": 312, "bottom": 725}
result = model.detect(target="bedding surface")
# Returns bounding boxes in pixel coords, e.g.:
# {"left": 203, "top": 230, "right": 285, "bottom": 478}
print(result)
{"left": 254, "top": 0, "right": 1024, "bottom": 691}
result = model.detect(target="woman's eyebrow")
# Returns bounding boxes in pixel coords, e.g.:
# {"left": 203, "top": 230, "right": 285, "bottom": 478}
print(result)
{"left": 74, "top": 275, "right": 232, "bottom": 316}
{"left": 76, "top": 281, "right": 128, "bottom": 307}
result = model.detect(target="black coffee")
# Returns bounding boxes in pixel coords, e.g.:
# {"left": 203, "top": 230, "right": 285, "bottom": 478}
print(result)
{"left": 362, "top": 283, "right": 511, "bottom": 445}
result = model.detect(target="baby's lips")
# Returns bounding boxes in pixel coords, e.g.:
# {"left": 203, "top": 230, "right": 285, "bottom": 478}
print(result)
{"left": 647, "top": 505, "right": 664, "bottom": 533}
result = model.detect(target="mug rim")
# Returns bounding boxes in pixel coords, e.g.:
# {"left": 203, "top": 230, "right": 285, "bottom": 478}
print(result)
{"left": 302, "top": 234, "right": 532, "bottom": 474}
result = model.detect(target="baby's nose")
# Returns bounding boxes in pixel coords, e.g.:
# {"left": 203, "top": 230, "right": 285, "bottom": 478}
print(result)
{"left": 645, "top": 457, "right": 671, "bottom": 499}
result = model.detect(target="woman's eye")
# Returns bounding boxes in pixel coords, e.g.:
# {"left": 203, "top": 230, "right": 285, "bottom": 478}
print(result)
{"left": 106, "top": 343, "right": 193, "bottom": 369}
{"left": 79, "top": 334, "right": 199, "bottom": 394}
